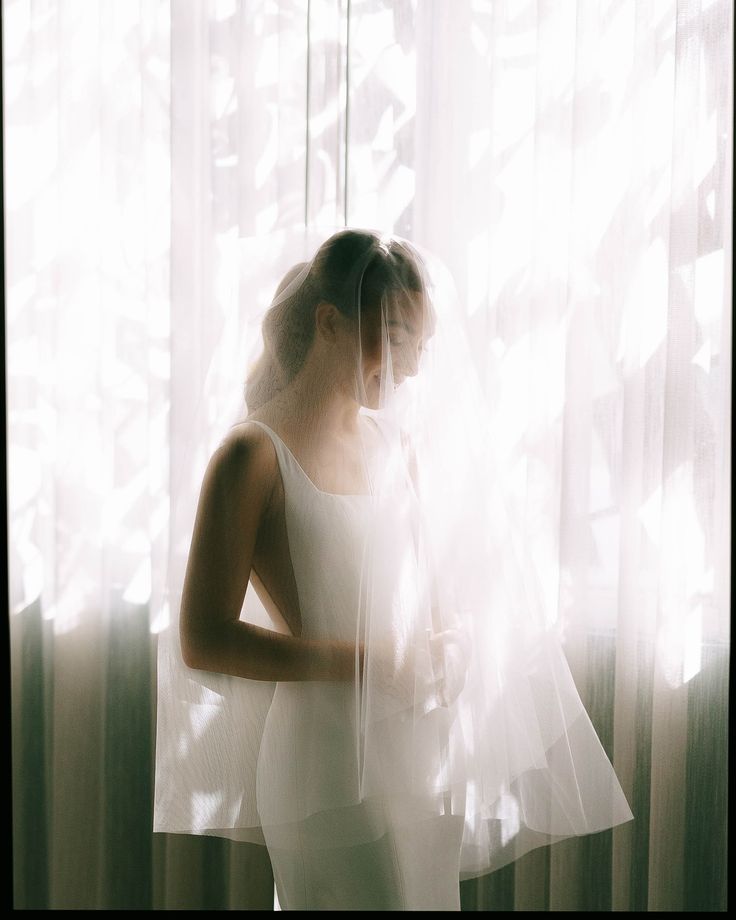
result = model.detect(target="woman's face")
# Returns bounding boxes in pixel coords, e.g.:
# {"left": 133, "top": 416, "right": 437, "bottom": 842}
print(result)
{"left": 357, "top": 291, "right": 428, "bottom": 409}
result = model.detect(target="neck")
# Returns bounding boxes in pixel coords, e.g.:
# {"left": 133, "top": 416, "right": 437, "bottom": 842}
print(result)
{"left": 272, "top": 355, "right": 361, "bottom": 442}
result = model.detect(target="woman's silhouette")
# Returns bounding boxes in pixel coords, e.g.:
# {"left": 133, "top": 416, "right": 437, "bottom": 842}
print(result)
{"left": 155, "top": 229, "right": 633, "bottom": 910}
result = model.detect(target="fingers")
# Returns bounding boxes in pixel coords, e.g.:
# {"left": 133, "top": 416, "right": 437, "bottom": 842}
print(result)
{"left": 367, "top": 628, "right": 471, "bottom": 715}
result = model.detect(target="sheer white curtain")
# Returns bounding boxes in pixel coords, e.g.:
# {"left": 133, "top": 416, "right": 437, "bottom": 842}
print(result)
{"left": 6, "top": 0, "right": 730, "bottom": 910}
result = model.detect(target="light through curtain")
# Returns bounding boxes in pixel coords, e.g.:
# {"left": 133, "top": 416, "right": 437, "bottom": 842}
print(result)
{"left": 6, "top": 0, "right": 730, "bottom": 911}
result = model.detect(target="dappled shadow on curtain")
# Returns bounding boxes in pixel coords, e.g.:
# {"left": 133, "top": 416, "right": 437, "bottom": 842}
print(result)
{"left": 7, "top": 0, "right": 730, "bottom": 911}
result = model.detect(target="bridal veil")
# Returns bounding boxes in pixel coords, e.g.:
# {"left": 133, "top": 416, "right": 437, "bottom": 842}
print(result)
{"left": 153, "top": 228, "right": 633, "bottom": 881}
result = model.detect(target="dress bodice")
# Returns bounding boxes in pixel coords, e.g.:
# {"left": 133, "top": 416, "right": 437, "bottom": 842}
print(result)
{"left": 246, "top": 420, "right": 375, "bottom": 643}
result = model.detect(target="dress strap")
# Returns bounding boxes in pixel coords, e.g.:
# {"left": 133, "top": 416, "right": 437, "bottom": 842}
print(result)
{"left": 245, "top": 420, "right": 304, "bottom": 492}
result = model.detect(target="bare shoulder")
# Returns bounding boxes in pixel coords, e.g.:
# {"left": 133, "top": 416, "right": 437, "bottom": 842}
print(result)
{"left": 222, "top": 419, "right": 276, "bottom": 454}
{"left": 207, "top": 420, "right": 279, "bottom": 503}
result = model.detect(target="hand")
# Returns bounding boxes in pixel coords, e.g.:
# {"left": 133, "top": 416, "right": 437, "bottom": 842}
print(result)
{"left": 367, "top": 627, "right": 471, "bottom": 714}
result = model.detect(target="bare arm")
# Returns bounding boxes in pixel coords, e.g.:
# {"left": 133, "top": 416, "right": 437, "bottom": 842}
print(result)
{"left": 179, "top": 427, "right": 365, "bottom": 682}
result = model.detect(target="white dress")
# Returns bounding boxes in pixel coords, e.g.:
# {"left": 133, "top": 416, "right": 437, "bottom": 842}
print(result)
{"left": 153, "top": 417, "right": 634, "bottom": 910}
{"left": 248, "top": 420, "right": 465, "bottom": 910}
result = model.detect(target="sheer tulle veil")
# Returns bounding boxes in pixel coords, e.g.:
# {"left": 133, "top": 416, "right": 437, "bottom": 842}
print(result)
{"left": 153, "top": 227, "right": 633, "bottom": 879}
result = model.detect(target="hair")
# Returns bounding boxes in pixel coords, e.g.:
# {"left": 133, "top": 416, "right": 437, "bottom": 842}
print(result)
{"left": 245, "top": 229, "right": 426, "bottom": 411}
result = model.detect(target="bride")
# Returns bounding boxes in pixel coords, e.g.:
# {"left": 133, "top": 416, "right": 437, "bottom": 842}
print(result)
{"left": 154, "top": 229, "right": 633, "bottom": 911}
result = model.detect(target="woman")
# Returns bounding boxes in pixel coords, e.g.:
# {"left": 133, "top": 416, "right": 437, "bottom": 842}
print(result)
{"left": 154, "top": 230, "right": 633, "bottom": 910}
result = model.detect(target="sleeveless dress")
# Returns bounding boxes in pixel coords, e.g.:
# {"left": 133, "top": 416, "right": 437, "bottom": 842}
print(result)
{"left": 153, "top": 417, "right": 634, "bottom": 907}
{"left": 246, "top": 420, "right": 465, "bottom": 911}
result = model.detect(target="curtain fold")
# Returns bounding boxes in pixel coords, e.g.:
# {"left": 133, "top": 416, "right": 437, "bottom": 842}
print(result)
{"left": 6, "top": 0, "right": 730, "bottom": 910}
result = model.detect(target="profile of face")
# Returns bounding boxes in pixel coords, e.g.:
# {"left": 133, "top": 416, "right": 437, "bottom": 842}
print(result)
{"left": 357, "top": 290, "right": 429, "bottom": 410}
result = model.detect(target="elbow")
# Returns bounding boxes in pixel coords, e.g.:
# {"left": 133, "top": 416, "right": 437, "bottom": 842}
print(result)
{"left": 180, "top": 628, "right": 210, "bottom": 671}
{"left": 180, "top": 640, "right": 202, "bottom": 671}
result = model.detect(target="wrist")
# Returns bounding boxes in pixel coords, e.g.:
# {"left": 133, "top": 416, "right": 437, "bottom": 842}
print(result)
{"left": 325, "top": 638, "right": 364, "bottom": 681}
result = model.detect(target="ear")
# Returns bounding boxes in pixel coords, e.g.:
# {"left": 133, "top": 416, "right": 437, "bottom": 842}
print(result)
{"left": 314, "top": 301, "right": 342, "bottom": 342}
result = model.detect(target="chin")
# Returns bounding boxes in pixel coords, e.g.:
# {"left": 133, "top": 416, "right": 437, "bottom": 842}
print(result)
{"left": 361, "top": 394, "right": 381, "bottom": 411}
